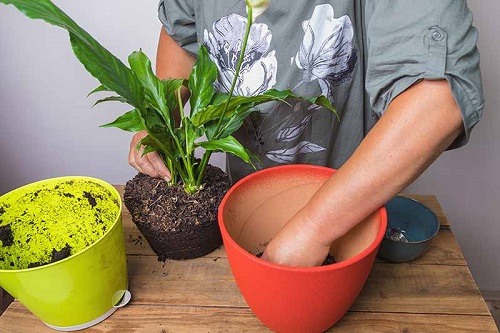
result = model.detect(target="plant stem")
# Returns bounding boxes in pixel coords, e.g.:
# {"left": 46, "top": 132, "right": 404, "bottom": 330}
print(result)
{"left": 174, "top": 87, "right": 196, "bottom": 188}
{"left": 166, "top": 158, "right": 176, "bottom": 184}
{"left": 213, "top": 1, "right": 252, "bottom": 138}
{"left": 196, "top": 1, "right": 253, "bottom": 186}
{"left": 196, "top": 151, "right": 211, "bottom": 185}
{"left": 179, "top": 88, "right": 191, "bottom": 168}
{"left": 177, "top": 87, "right": 185, "bottom": 122}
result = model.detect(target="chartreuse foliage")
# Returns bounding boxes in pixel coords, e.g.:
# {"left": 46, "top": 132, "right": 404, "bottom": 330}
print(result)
{"left": 0, "top": 0, "right": 337, "bottom": 194}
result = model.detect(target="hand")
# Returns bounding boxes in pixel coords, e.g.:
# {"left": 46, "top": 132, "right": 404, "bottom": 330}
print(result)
{"left": 128, "top": 130, "right": 171, "bottom": 181}
{"left": 261, "top": 209, "right": 332, "bottom": 267}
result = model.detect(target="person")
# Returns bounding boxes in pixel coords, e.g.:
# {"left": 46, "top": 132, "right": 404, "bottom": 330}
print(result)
{"left": 129, "top": 0, "right": 484, "bottom": 267}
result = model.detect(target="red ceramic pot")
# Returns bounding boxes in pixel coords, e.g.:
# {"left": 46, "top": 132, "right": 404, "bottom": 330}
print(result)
{"left": 218, "top": 165, "right": 387, "bottom": 332}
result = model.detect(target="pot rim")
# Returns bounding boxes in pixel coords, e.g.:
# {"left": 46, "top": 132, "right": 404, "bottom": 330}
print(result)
{"left": 0, "top": 175, "right": 122, "bottom": 273}
{"left": 218, "top": 164, "right": 388, "bottom": 273}
{"left": 383, "top": 195, "right": 440, "bottom": 245}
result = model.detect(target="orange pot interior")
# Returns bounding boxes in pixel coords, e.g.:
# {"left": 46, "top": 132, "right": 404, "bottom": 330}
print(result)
{"left": 222, "top": 165, "right": 381, "bottom": 263}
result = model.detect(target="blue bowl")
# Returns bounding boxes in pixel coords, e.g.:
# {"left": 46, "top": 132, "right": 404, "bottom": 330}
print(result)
{"left": 377, "top": 196, "right": 440, "bottom": 263}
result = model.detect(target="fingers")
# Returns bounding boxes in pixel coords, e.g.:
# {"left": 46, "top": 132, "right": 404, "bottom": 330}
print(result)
{"left": 134, "top": 146, "right": 161, "bottom": 178}
{"left": 146, "top": 151, "right": 172, "bottom": 182}
{"left": 128, "top": 131, "right": 147, "bottom": 173}
{"left": 259, "top": 210, "right": 331, "bottom": 267}
{"left": 128, "top": 131, "right": 171, "bottom": 181}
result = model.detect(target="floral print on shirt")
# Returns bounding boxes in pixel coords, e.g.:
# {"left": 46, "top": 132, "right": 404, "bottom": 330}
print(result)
{"left": 203, "top": 13, "right": 278, "bottom": 96}
{"left": 203, "top": 4, "right": 357, "bottom": 165}
{"left": 294, "top": 3, "right": 357, "bottom": 100}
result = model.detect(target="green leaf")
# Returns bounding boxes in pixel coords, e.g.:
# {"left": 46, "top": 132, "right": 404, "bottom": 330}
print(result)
{"left": 204, "top": 121, "right": 218, "bottom": 141}
{"left": 305, "top": 95, "right": 338, "bottom": 120}
{"left": 100, "top": 109, "right": 145, "bottom": 132}
{"left": 205, "top": 106, "right": 258, "bottom": 140}
{"left": 141, "top": 145, "right": 158, "bottom": 157}
{"left": 183, "top": 118, "right": 203, "bottom": 153}
{"left": 198, "top": 135, "right": 253, "bottom": 165}
{"left": 191, "top": 89, "right": 293, "bottom": 127}
{"left": 138, "top": 135, "right": 161, "bottom": 155}
{"left": 146, "top": 110, "right": 188, "bottom": 161}
{"left": 68, "top": 32, "right": 143, "bottom": 108}
{"left": 219, "top": 107, "right": 259, "bottom": 139}
{"left": 87, "top": 84, "right": 109, "bottom": 97}
{"left": 0, "top": 0, "right": 144, "bottom": 108}
{"left": 140, "top": 109, "right": 169, "bottom": 144}
{"left": 138, "top": 110, "right": 177, "bottom": 160}
{"left": 210, "top": 92, "right": 230, "bottom": 105}
{"left": 162, "top": 78, "right": 184, "bottom": 119}
{"left": 193, "top": 89, "right": 338, "bottom": 127}
{"left": 92, "top": 96, "right": 128, "bottom": 107}
{"left": 128, "top": 50, "right": 169, "bottom": 120}
{"left": 188, "top": 45, "right": 218, "bottom": 116}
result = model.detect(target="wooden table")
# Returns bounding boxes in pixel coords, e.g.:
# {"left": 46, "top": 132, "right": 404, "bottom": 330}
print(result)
{"left": 0, "top": 190, "right": 498, "bottom": 332}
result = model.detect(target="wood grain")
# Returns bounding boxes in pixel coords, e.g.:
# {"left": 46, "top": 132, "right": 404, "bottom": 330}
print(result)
{"left": 1, "top": 302, "right": 497, "bottom": 333}
{"left": 334, "top": 311, "right": 499, "bottom": 333}
{"left": 352, "top": 263, "right": 490, "bottom": 315}
{"left": 124, "top": 255, "right": 487, "bottom": 315}
{"left": 126, "top": 255, "right": 246, "bottom": 308}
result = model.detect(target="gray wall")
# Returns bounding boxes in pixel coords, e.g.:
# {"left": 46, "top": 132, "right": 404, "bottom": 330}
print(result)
{"left": 0, "top": 1, "right": 498, "bottom": 291}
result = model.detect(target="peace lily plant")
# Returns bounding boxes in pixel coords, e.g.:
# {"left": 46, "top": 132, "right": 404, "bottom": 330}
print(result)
{"left": 1, "top": 0, "right": 336, "bottom": 195}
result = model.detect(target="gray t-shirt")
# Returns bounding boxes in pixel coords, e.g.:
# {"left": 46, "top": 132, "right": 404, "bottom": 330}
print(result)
{"left": 159, "top": 0, "right": 484, "bottom": 183}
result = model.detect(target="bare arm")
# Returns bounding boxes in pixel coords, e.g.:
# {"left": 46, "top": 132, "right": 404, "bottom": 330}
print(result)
{"left": 128, "top": 28, "right": 195, "bottom": 179}
{"left": 262, "top": 79, "right": 463, "bottom": 267}
{"left": 155, "top": 28, "right": 196, "bottom": 83}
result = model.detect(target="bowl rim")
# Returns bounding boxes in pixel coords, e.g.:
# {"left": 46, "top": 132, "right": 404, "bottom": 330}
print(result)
{"left": 218, "top": 164, "right": 388, "bottom": 273}
{"left": 383, "top": 195, "right": 440, "bottom": 245}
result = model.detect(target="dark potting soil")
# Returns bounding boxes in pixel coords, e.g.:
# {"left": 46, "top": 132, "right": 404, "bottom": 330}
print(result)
{"left": 51, "top": 243, "right": 72, "bottom": 262}
{"left": 27, "top": 244, "right": 73, "bottom": 269}
{"left": 124, "top": 164, "right": 230, "bottom": 261}
{"left": 0, "top": 225, "right": 14, "bottom": 247}
{"left": 322, "top": 254, "right": 336, "bottom": 266}
{"left": 256, "top": 252, "right": 337, "bottom": 266}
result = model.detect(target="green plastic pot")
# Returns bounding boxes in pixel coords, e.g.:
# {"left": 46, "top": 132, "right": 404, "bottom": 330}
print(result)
{"left": 0, "top": 176, "right": 130, "bottom": 331}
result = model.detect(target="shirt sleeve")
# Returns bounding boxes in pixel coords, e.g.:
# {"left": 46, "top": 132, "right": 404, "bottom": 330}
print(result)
{"left": 365, "top": 0, "right": 484, "bottom": 148}
{"left": 158, "top": 0, "right": 198, "bottom": 56}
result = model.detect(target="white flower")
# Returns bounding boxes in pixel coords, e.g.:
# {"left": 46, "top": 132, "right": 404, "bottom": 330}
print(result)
{"left": 247, "top": 0, "right": 270, "bottom": 22}
{"left": 203, "top": 14, "right": 277, "bottom": 96}
{"left": 295, "top": 4, "right": 356, "bottom": 99}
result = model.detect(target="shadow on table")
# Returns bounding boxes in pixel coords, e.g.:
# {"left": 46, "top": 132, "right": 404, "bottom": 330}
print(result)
{"left": 0, "top": 288, "right": 14, "bottom": 315}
